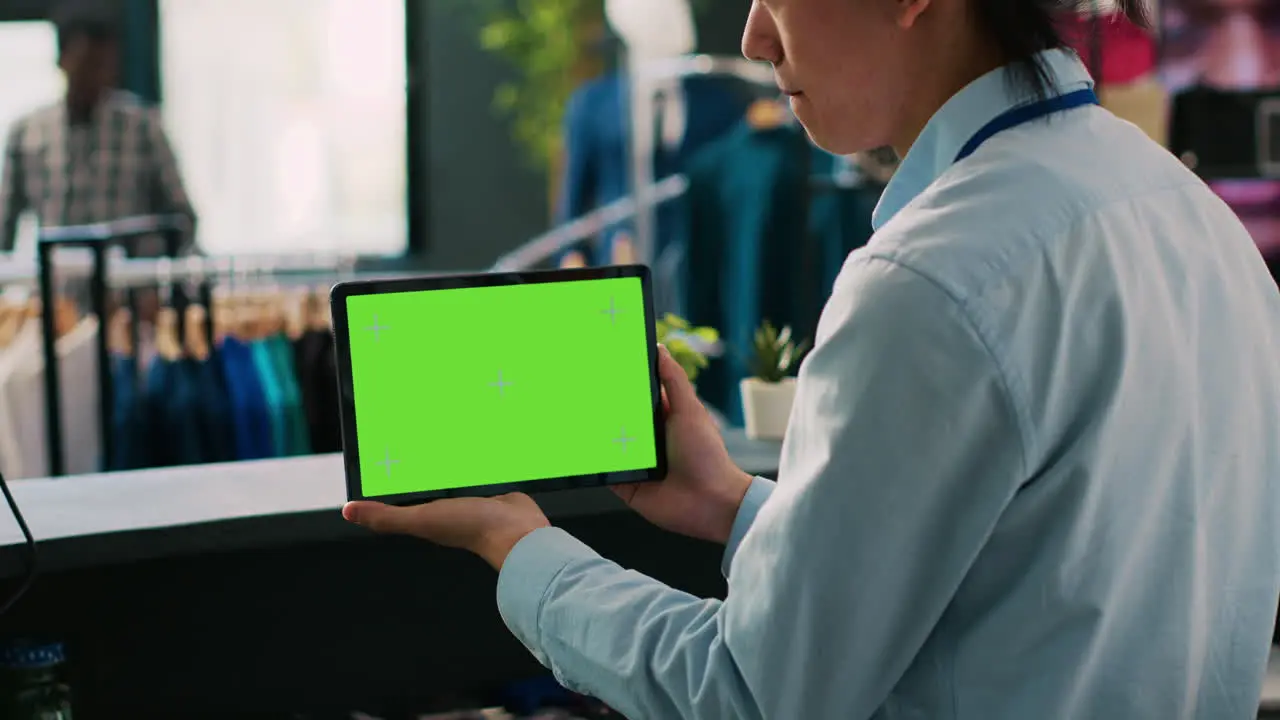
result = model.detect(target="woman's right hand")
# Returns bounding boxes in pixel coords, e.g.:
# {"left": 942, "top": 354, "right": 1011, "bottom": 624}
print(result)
{"left": 612, "top": 346, "right": 754, "bottom": 545}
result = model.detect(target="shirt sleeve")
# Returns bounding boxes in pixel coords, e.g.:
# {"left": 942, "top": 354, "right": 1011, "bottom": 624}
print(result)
{"left": 0, "top": 122, "right": 27, "bottom": 253}
{"left": 142, "top": 108, "right": 198, "bottom": 254}
{"left": 720, "top": 474, "right": 775, "bottom": 577}
{"left": 495, "top": 255, "right": 1029, "bottom": 720}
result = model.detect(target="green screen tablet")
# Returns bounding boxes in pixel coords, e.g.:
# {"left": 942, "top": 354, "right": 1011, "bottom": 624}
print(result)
{"left": 331, "top": 266, "right": 666, "bottom": 504}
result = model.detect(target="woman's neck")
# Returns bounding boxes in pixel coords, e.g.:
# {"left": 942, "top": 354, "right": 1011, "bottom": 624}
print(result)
{"left": 889, "top": 41, "right": 1008, "bottom": 158}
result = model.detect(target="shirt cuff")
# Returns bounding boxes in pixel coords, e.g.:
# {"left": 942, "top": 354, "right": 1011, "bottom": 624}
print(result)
{"left": 496, "top": 526, "right": 601, "bottom": 662}
{"left": 721, "top": 475, "right": 777, "bottom": 578}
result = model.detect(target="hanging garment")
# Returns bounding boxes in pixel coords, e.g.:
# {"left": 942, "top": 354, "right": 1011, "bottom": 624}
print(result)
{"left": 0, "top": 324, "right": 38, "bottom": 478}
{"left": 143, "top": 356, "right": 203, "bottom": 468}
{"left": 680, "top": 121, "right": 839, "bottom": 425}
{"left": 108, "top": 352, "right": 152, "bottom": 471}
{"left": 184, "top": 354, "right": 235, "bottom": 463}
{"left": 267, "top": 333, "right": 310, "bottom": 456}
{"left": 293, "top": 328, "right": 342, "bottom": 453}
{"left": 557, "top": 72, "right": 751, "bottom": 266}
{"left": 807, "top": 152, "right": 881, "bottom": 297}
{"left": 218, "top": 336, "right": 273, "bottom": 460}
{"left": 249, "top": 339, "right": 286, "bottom": 457}
{"left": 0, "top": 317, "right": 102, "bottom": 478}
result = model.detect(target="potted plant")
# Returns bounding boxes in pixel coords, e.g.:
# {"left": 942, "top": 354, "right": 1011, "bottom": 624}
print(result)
{"left": 741, "top": 320, "right": 809, "bottom": 440}
{"left": 656, "top": 313, "right": 718, "bottom": 384}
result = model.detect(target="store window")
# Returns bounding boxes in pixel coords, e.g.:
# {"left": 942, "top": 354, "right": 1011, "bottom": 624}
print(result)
{"left": 159, "top": 0, "right": 407, "bottom": 257}
{"left": 0, "top": 21, "right": 63, "bottom": 260}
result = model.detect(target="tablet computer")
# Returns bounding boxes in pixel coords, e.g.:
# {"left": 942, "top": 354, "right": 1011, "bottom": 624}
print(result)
{"left": 330, "top": 265, "right": 667, "bottom": 505}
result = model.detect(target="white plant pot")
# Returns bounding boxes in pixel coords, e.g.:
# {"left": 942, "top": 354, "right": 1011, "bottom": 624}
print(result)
{"left": 741, "top": 377, "right": 797, "bottom": 441}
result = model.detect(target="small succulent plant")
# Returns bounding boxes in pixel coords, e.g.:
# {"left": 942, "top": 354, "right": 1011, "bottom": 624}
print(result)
{"left": 748, "top": 320, "right": 810, "bottom": 383}
{"left": 656, "top": 313, "right": 719, "bottom": 383}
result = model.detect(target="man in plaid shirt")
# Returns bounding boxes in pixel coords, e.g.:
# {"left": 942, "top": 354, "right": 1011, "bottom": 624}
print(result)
{"left": 0, "top": 5, "right": 197, "bottom": 257}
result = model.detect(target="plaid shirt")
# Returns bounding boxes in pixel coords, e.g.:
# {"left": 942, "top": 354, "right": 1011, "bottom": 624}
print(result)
{"left": 0, "top": 91, "right": 197, "bottom": 256}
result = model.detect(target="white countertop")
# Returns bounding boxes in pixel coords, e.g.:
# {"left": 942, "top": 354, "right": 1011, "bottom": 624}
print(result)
{"left": 0, "top": 429, "right": 783, "bottom": 550}
{"left": 0, "top": 454, "right": 347, "bottom": 547}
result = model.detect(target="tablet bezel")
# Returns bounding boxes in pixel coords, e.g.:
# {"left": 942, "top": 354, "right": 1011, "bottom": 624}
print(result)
{"left": 330, "top": 265, "right": 667, "bottom": 506}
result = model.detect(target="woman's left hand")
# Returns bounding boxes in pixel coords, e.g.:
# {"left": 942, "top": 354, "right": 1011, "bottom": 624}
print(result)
{"left": 343, "top": 494, "right": 550, "bottom": 570}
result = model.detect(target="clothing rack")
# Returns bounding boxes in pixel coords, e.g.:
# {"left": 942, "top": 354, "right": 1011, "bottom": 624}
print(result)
{"left": 490, "top": 143, "right": 863, "bottom": 274}
{"left": 627, "top": 54, "right": 778, "bottom": 264}
{"left": 36, "top": 215, "right": 188, "bottom": 477}
{"left": 26, "top": 216, "right": 365, "bottom": 477}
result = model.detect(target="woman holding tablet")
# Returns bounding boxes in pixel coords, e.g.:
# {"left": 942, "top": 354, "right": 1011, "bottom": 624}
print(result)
{"left": 343, "top": 0, "right": 1280, "bottom": 715}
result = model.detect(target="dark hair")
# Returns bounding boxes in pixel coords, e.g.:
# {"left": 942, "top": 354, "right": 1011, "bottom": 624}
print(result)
{"left": 52, "top": 1, "right": 119, "bottom": 56}
{"left": 975, "top": 0, "right": 1150, "bottom": 99}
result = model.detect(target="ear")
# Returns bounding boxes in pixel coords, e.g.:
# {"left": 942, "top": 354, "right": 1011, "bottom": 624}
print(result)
{"left": 896, "top": 0, "right": 932, "bottom": 28}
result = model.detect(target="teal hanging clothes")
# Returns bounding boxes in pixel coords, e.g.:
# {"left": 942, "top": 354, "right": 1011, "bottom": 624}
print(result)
{"left": 680, "top": 120, "right": 821, "bottom": 426}
{"left": 807, "top": 152, "right": 882, "bottom": 296}
{"left": 267, "top": 334, "right": 311, "bottom": 456}
{"left": 249, "top": 339, "right": 287, "bottom": 457}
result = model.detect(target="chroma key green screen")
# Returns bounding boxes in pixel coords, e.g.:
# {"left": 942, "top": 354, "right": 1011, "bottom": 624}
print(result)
{"left": 345, "top": 276, "right": 658, "bottom": 498}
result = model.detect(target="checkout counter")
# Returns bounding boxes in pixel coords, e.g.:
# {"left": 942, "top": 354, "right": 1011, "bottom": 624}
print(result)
{"left": 0, "top": 432, "right": 780, "bottom": 717}
{"left": 2, "top": 432, "right": 1277, "bottom": 717}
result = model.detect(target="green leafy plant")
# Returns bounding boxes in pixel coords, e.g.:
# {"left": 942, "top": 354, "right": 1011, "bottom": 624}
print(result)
{"left": 469, "top": 0, "right": 600, "bottom": 171}
{"left": 466, "top": 0, "right": 715, "bottom": 172}
{"left": 748, "top": 320, "right": 810, "bottom": 383}
{"left": 656, "top": 313, "right": 719, "bottom": 383}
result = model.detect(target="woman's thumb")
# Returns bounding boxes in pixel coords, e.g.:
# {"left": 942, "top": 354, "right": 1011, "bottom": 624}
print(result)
{"left": 657, "top": 345, "right": 699, "bottom": 413}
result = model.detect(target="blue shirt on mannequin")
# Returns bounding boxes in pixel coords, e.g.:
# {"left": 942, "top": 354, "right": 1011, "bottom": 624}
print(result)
{"left": 495, "top": 49, "right": 1280, "bottom": 719}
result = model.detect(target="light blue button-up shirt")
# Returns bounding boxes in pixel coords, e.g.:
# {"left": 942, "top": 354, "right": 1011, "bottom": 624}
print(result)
{"left": 496, "top": 49, "right": 1280, "bottom": 719}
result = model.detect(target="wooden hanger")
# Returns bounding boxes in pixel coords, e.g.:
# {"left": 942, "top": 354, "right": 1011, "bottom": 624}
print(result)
{"left": 107, "top": 308, "right": 134, "bottom": 357}
{"left": 267, "top": 291, "right": 289, "bottom": 337}
{"left": 15, "top": 298, "right": 76, "bottom": 340}
{"left": 256, "top": 293, "right": 282, "bottom": 338}
{"left": 0, "top": 304, "right": 23, "bottom": 349}
{"left": 236, "top": 293, "right": 262, "bottom": 341}
{"left": 211, "top": 293, "right": 230, "bottom": 343}
{"left": 610, "top": 232, "right": 637, "bottom": 265}
{"left": 184, "top": 304, "right": 211, "bottom": 361}
{"left": 746, "top": 98, "right": 790, "bottom": 131}
{"left": 155, "top": 306, "right": 183, "bottom": 361}
{"left": 283, "top": 289, "right": 308, "bottom": 341}
{"left": 307, "top": 285, "right": 332, "bottom": 332}
{"left": 559, "top": 250, "right": 588, "bottom": 269}
{"left": 53, "top": 296, "right": 79, "bottom": 338}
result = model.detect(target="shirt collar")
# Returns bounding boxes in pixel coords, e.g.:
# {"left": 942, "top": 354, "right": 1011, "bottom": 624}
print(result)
{"left": 871, "top": 49, "right": 1094, "bottom": 230}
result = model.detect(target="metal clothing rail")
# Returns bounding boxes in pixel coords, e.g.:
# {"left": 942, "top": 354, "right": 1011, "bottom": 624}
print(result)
{"left": 0, "top": 249, "right": 362, "bottom": 289}
{"left": 490, "top": 174, "right": 689, "bottom": 272}
{"left": 36, "top": 216, "right": 188, "bottom": 477}
{"left": 30, "top": 216, "right": 353, "bottom": 476}
{"left": 627, "top": 55, "right": 778, "bottom": 264}
{"left": 27, "top": 223, "right": 441, "bottom": 477}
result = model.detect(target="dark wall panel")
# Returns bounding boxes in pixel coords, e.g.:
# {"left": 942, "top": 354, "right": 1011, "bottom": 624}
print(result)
{"left": 0, "top": 0, "right": 52, "bottom": 22}
{"left": 418, "top": 0, "right": 548, "bottom": 271}
{"left": 695, "top": 1, "right": 749, "bottom": 56}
